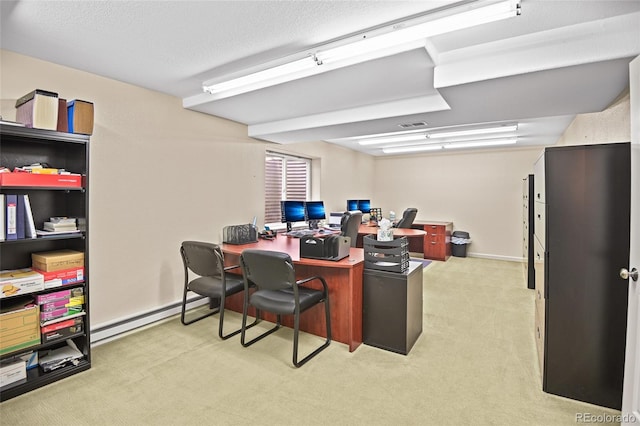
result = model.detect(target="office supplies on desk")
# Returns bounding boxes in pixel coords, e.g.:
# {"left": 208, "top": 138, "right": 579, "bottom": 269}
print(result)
{"left": 284, "top": 229, "right": 316, "bottom": 238}
{"left": 299, "top": 235, "right": 350, "bottom": 261}
{"left": 222, "top": 223, "right": 258, "bottom": 244}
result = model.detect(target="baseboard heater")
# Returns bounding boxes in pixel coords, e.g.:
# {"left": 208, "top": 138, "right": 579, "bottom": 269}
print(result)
{"left": 90, "top": 296, "right": 209, "bottom": 346}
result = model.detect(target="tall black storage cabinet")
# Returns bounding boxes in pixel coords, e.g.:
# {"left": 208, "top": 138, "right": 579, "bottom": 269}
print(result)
{"left": 534, "top": 142, "right": 630, "bottom": 410}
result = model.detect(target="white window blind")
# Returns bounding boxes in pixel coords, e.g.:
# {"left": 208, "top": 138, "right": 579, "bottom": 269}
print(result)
{"left": 265, "top": 152, "right": 310, "bottom": 224}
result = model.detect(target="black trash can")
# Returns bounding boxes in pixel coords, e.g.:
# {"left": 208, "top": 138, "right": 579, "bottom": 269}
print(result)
{"left": 451, "top": 231, "right": 470, "bottom": 257}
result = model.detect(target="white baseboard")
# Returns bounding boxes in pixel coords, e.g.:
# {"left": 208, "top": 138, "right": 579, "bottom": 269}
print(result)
{"left": 90, "top": 297, "right": 209, "bottom": 346}
{"left": 467, "top": 252, "right": 525, "bottom": 262}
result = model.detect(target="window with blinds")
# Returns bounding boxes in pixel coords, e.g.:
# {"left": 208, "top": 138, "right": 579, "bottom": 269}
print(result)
{"left": 264, "top": 152, "right": 311, "bottom": 224}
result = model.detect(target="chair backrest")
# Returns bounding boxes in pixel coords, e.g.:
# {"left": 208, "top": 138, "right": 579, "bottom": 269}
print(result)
{"left": 396, "top": 208, "right": 418, "bottom": 229}
{"left": 240, "top": 249, "right": 295, "bottom": 291}
{"left": 340, "top": 210, "right": 362, "bottom": 247}
{"left": 181, "top": 241, "right": 224, "bottom": 277}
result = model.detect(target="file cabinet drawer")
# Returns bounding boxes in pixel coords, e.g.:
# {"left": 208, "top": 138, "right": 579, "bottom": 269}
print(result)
{"left": 534, "top": 237, "right": 546, "bottom": 300}
{"left": 534, "top": 202, "right": 546, "bottom": 248}
{"left": 535, "top": 297, "right": 546, "bottom": 378}
{"left": 534, "top": 152, "right": 545, "bottom": 203}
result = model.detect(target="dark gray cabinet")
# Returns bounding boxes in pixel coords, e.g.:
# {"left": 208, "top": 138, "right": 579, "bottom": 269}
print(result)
{"left": 534, "top": 142, "right": 630, "bottom": 410}
{"left": 363, "top": 261, "right": 423, "bottom": 355}
{"left": 523, "top": 174, "right": 534, "bottom": 289}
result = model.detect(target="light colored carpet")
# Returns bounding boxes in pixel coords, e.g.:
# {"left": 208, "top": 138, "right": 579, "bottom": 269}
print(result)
{"left": 0, "top": 257, "right": 622, "bottom": 425}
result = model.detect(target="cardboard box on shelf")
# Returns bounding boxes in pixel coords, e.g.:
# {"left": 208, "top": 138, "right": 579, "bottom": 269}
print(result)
{"left": 67, "top": 99, "right": 94, "bottom": 135}
{"left": 0, "top": 304, "right": 40, "bottom": 355}
{"left": 35, "top": 287, "right": 83, "bottom": 305}
{"left": 0, "top": 360, "right": 26, "bottom": 389}
{"left": 0, "top": 173, "right": 82, "bottom": 188}
{"left": 2, "top": 350, "right": 38, "bottom": 370}
{"left": 31, "top": 250, "right": 84, "bottom": 272}
{"left": 0, "top": 269, "right": 45, "bottom": 299}
{"left": 33, "top": 267, "right": 84, "bottom": 287}
{"left": 14, "top": 89, "right": 58, "bottom": 130}
{"left": 42, "top": 322, "right": 83, "bottom": 344}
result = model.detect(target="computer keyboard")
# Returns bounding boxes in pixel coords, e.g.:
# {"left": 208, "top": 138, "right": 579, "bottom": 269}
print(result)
{"left": 285, "top": 229, "right": 317, "bottom": 238}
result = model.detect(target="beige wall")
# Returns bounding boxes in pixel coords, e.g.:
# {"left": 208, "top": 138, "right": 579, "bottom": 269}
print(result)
{"left": 0, "top": 50, "right": 373, "bottom": 329}
{"left": 557, "top": 91, "right": 630, "bottom": 146}
{"left": 372, "top": 147, "right": 542, "bottom": 260}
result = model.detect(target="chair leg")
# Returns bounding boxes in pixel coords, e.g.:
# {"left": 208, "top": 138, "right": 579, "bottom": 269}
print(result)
{"left": 241, "top": 310, "right": 281, "bottom": 347}
{"left": 218, "top": 294, "right": 258, "bottom": 340}
{"left": 293, "top": 298, "right": 331, "bottom": 368}
{"left": 181, "top": 292, "right": 220, "bottom": 325}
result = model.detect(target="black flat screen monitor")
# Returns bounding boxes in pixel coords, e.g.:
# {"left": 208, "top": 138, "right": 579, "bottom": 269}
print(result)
{"left": 347, "top": 200, "right": 359, "bottom": 211}
{"left": 357, "top": 200, "right": 371, "bottom": 214}
{"left": 280, "top": 200, "right": 306, "bottom": 223}
{"left": 305, "top": 201, "right": 326, "bottom": 220}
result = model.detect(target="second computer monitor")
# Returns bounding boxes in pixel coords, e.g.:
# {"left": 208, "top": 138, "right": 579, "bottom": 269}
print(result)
{"left": 347, "top": 199, "right": 371, "bottom": 213}
{"left": 305, "top": 201, "right": 326, "bottom": 220}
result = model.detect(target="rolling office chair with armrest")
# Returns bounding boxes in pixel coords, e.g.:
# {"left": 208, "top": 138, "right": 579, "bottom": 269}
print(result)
{"left": 340, "top": 210, "right": 362, "bottom": 247}
{"left": 395, "top": 208, "right": 418, "bottom": 229}
{"left": 180, "top": 241, "right": 258, "bottom": 339}
{"left": 239, "top": 249, "right": 331, "bottom": 367}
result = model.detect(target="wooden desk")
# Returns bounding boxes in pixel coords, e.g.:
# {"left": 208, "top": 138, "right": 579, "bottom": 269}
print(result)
{"left": 355, "top": 224, "right": 426, "bottom": 248}
{"left": 221, "top": 235, "right": 365, "bottom": 352}
{"left": 411, "top": 221, "right": 454, "bottom": 261}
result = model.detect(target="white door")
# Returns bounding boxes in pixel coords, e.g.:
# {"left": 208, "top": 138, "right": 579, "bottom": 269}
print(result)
{"left": 622, "top": 55, "right": 640, "bottom": 425}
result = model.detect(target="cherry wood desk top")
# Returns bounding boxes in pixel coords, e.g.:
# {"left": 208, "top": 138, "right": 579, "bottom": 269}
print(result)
{"left": 221, "top": 233, "right": 364, "bottom": 268}
{"left": 357, "top": 224, "right": 427, "bottom": 237}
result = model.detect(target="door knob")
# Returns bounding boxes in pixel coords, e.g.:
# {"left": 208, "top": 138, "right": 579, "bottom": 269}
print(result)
{"left": 620, "top": 268, "right": 639, "bottom": 282}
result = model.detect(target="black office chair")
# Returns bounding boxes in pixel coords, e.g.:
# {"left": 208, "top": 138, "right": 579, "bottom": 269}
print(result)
{"left": 340, "top": 210, "right": 362, "bottom": 247}
{"left": 395, "top": 208, "right": 418, "bottom": 229}
{"left": 239, "top": 249, "right": 331, "bottom": 367}
{"left": 180, "top": 241, "right": 257, "bottom": 339}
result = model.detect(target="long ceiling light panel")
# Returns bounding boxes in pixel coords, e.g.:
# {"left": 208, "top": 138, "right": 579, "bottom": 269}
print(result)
{"left": 427, "top": 124, "right": 518, "bottom": 139}
{"left": 202, "top": 0, "right": 521, "bottom": 98}
{"left": 358, "top": 133, "right": 428, "bottom": 146}
{"left": 382, "top": 137, "right": 518, "bottom": 154}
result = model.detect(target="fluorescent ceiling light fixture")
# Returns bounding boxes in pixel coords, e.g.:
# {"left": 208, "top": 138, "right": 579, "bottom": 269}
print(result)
{"left": 443, "top": 138, "right": 518, "bottom": 149}
{"left": 382, "top": 144, "right": 444, "bottom": 154}
{"left": 316, "top": 0, "right": 520, "bottom": 65}
{"left": 204, "top": 56, "right": 317, "bottom": 94}
{"left": 358, "top": 133, "right": 427, "bottom": 146}
{"left": 381, "top": 137, "right": 518, "bottom": 154}
{"left": 203, "top": 0, "right": 521, "bottom": 97}
{"left": 427, "top": 124, "right": 518, "bottom": 139}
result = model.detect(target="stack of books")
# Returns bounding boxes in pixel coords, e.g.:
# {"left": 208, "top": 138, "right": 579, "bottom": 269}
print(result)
{"left": 38, "top": 217, "right": 80, "bottom": 236}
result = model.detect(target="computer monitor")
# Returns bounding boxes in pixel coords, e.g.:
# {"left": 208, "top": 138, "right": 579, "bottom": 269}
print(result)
{"left": 357, "top": 200, "right": 371, "bottom": 214}
{"left": 347, "top": 200, "right": 359, "bottom": 211}
{"left": 305, "top": 201, "right": 325, "bottom": 229}
{"left": 280, "top": 200, "right": 305, "bottom": 232}
{"left": 305, "top": 201, "right": 326, "bottom": 221}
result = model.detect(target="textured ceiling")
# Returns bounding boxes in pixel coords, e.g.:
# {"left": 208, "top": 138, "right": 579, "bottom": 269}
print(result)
{"left": 1, "top": 0, "right": 639, "bottom": 156}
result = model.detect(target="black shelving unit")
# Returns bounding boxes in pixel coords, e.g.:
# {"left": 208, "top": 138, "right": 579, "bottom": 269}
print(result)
{"left": 0, "top": 124, "right": 90, "bottom": 401}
